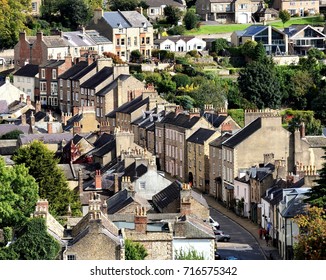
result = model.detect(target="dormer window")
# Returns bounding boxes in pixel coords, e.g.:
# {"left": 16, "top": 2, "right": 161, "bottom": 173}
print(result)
{"left": 117, "top": 23, "right": 123, "bottom": 33}
{"left": 142, "top": 22, "right": 147, "bottom": 32}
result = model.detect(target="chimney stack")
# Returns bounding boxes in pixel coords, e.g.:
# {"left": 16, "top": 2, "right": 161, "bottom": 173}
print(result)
{"left": 26, "top": 95, "right": 31, "bottom": 105}
{"left": 35, "top": 100, "right": 41, "bottom": 113}
{"left": 19, "top": 94, "right": 24, "bottom": 103}
{"left": 21, "top": 113, "right": 27, "bottom": 125}
{"left": 34, "top": 199, "right": 49, "bottom": 218}
{"left": 47, "top": 122, "right": 53, "bottom": 134}
{"left": 300, "top": 122, "right": 305, "bottom": 138}
{"left": 30, "top": 111, "right": 35, "bottom": 128}
{"left": 134, "top": 206, "right": 147, "bottom": 233}
{"left": 114, "top": 173, "right": 119, "bottom": 193}
{"left": 95, "top": 170, "right": 102, "bottom": 190}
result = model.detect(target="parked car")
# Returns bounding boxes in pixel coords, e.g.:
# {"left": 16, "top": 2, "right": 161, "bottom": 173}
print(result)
{"left": 204, "top": 216, "right": 220, "bottom": 229}
{"left": 214, "top": 230, "right": 231, "bottom": 242}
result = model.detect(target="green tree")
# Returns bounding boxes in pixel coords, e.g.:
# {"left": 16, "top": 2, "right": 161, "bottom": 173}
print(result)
{"left": 174, "top": 247, "right": 205, "bottom": 260}
{"left": 164, "top": 5, "right": 182, "bottom": 26}
{"left": 254, "top": 41, "right": 267, "bottom": 62}
{"left": 311, "top": 88, "right": 326, "bottom": 124}
{"left": 0, "top": 0, "right": 31, "bottom": 48}
{"left": 12, "top": 141, "right": 81, "bottom": 217}
{"left": 175, "top": 95, "right": 195, "bottom": 110}
{"left": 172, "top": 73, "right": 192, "bottom": 88}
{"left": 8, "top": 218, "right": 61, "bottom": 260}
{"left": 305, "top": 148, "right": 326, "bottom": 208}
{"left": 183, "top": 10, "right": 198, "bottom": 30}
{"left": 240, "top": 40, "right": 257, "bottom": 61}
{"left": 0, "top": 130, "right": 23, "bottom": 139}
{"left": 237, "top": 60, "right": 282, "bottom": 109}
{"left": 130, "top": 49, "right": 142, "bottom": 63}
{"left": 125, "top": 239, "right": 148, "bottom": 260}
{"left": 109, "top": 0, "right": 140, "bottom": 11}
{"left": 211, "top": 38, "right": 229, "bottom": 56}
{"left": 279, "top": 10, "right": 291, "bottom": 27}
{"left": 0, "top": 157, "right": 39, "bottom": 228}
{"left": 293, "top": 206, "right": 326, "bottom": 259}
{"left": 167, "top": 25, "right": 185, "bottom": 35}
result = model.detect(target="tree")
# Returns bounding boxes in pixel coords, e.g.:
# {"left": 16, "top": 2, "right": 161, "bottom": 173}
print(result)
{"left": 237, "top": 60, "right": 282, "bottom": 109}
{"left": 240, "top": 40, "right": 257, "bottom": 61}
{"left": 183, "top": 10, "right": 198, "bottom": 30}
{"left": 0, "top": 130, "right": 23, "bottom": 139}
{"left": 125, "top": 239, "right": 148, "bottom": 260}
{"left": 167, "top": 25, "right": 185, "bottom": 35}
{"left": 174, "top": 247, "right": 205, "bottom": 260}
{"left": 172, "top": 73, "right": 192, "bottom": 88}
{"left": 311, "top": 89, "right": 326, "bottom": 124}
{"left": 0, "top": 157, "right": 39, "bottom": 228}
{"left": 130, "top": 50, "right": 142, "bottom": 63}
{"left": 175, "top": 95, "right": 195, "bottom": 110}
{"left": 279, "top": 10, "right": 291, "bottom": 28}
{"left": 0, "top": 0, "right": 31, "bottom": 48}
{"left": 109, "top": 0, "right": 140, "bottom": 11}
{"left": 11, "top": 141, "right": 81, "bottom": 217}
{"left": 7, "top": 218, "right": 61, "bottom": 260}
{"left": 293, "top": 206, "right": 326, "bottom": 260}
{"left": 254, "top": 41, "right": 267, "bottom": 62}
{"left": 211, "top": 38, "right": 229, "bottom": 56}
{"left": 164, "top": 5, "right": 183, "bottom": 26}
{"left": 305, "top": 148, "right": 326, "bottom": 208}
{"left": 103, "top": 51, "right": 124, "bottom": 64}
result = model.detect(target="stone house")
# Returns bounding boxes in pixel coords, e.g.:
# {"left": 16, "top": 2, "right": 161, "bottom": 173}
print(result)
{"left": 87, "top": 9, "right": 154, "bottom": 61}
{"left": 284, "top": 25, "right": 326, "bottom": 55}
{"left": 186, "top": 128, "right": 221, "bottom": 193}
{"left": 272, "top": 0, "right": 319, "bottom": 16}
{"left": 144, "top": 0, "right": 187, "bottom": 22}
{"left": 13, "top": 64, "right": 40, "bottom": 102}
{"left": 155, "top": 109, "right": 213, "bottom": 181}
{"left": 219, "top": 112, "right": 294, "bottom": 207}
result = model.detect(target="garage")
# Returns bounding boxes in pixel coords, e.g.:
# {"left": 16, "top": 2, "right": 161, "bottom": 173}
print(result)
{"left": 238, "top": 13, "right": 249, "bottom": 24}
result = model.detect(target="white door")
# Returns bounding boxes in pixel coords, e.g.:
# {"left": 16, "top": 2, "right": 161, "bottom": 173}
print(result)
{"left": 238, "top": 13, "right": 248, "bottom": 24}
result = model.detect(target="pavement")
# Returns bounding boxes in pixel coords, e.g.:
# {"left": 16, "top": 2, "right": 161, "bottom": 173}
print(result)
{"left": 201, "top": 193, "right": 281, "bottom": 260}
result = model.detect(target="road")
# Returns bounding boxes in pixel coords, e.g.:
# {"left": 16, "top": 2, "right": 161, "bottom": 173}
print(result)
{"left": 210, "top": 207, "right": 265, "bottom": 260}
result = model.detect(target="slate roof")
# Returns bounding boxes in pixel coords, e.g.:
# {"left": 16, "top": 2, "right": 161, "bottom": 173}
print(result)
{"left": 92, "top": 139, "right": 116, "bottom": 157}
{"left": 26, "top": 35, "right": 68, "bottom": 48}
{"left": 187, "top": 128, "right": 216, "bottom": 144}
{"left": 13, "top": 64, "right": 39, "bottom": 77}
{"left": 62, "top": 31, "right": 96, "bottom": 47}
{"left": 123, "top": 162, "right": 148, "bottom": 182}
{"left": 18, "top": 132, "right": 73, "bottom": 145}
{"left": 242, "top": 25, "right": 268, "bottom": 36}
{"left": 71, "top": 61, "right": 97, "bottom": 81}
{"left": 160, "top": 111, "right": 201, "bottom": 129}
{"left": 0, "top": 124, "right": 31, "bottom": 136}
{"left": 15, "top": 109, "right": 46, "bottom": 125}
{"left": 58, "top": 61, "right": 88, "bottom": 79}
{"left": 304, "top": 136, "right": 326, "bottom": 148}
{"left": 92, "top": 133, "right": 115, "bottom": 148}
{"left": 209, "top": 132, "right": 232, "bottom": 148}
{"left": 103, "top": 11, "right": 152, "bottom": 29}
{"left": 85, "top": 30, "right": 112, "bottom": 44}
{"left": 202, "top": 112, "right": 227, "bottom": 128}
{"left": 145, "top": 0, "right": 185, "bottom": 7}
{"left": 80, "top": 66, "right": 113, "bottom": 89}
{"left": 106, "top": 95, "right": 147, "bottom": 118}
{"left": 155, "top": 35, "right": 197, "bottom": 44}
{"left": 281, "top": 192, "right": 309, "bottom": 218}
{"left": 152, "top": 181, "right": 181, "bottom": 211}
{"left": 62, "top": 113, "right": 83, "bottom": 131}
{"left": 223, "top": 117, "right": 262, "bottom": 148}
{"left": 96, "top": 74, "right": 131, "bottom": 97}
{"left": 175, "top": 215, "right": 215, "bottom": 239}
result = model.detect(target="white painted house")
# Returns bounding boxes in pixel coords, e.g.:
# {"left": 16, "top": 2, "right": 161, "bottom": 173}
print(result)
{"left": 154, "top": 36, "right": 207, "bottom": 52}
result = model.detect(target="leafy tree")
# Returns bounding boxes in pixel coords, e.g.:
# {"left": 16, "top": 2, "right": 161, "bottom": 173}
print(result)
{"left": 0, "top": 130, "right": 24, "bottom": 139}
{"left": 311, "top": 88, "right": 326, "bottom": 124}
{"left": 172, "top": 73, "right": 192, "bottom": 88}
{"left": 0, "top": 157, "right": 39, "bottom": 228}
{"left": 183, "top": 10, "right": 198, "bottom": 30}
{"left": 189, "top": 80, "right": 227, "bottom": 110}
{"left": 175, "top": 95, "right": 195, "bottom": 110}
{"left": 175, "top": 247, "right": 205, "bottom": 260}
{"left": 228, "top": 109, "right": 244, "bottom": 127}
{"left": 0, "top": 0, "right": 31, "bottom": 48}
{"left": 305, "top": 148, "right": 326, "bottom": 208}
{"left": 11, "top": 141, "right": 81, "bottom": 217}
{"left": 254, "top": 41, "right": 267, "bottom": 62}
{"left": 164, "top": 5, "right": 183, "bottom": 26}
{"left": 167, "top": 25, "right": 185, "bottom": 35}
{"left": 211, "top": 38, "right": 229, "bottom": 56}
{"left": 125, "top": 239, "right": 148, "bottom": 260}
{"left": 284, "top": 110, "right": 322, "bottom": 135}
{"left": 293, "top": 206, "right": 326, "bottom": 260}
{"left": 144, "top": 72, "right": 162, "bottom": 87}
{"left": 237, "top": 59, "right": 282, "bottom": 109}
{"left": 109, "top": 0, "right": 140, "bottom": 11}
{"left": 279, "top": 10, "right": 291, "bottom": 27}
{"left": 157, "top": 79, "right": 176, "bottom": 95}
{"left": 103, "top": 51, "right": 124, "bottom": 64}
{"left": 8, "top": 218, "right": 61, "bottom": 260}
{"left": 240, "top": 40, "right": 257, "bottom": 61}
{"left": 130, "top": 50, "right": 142, "bottom": 63}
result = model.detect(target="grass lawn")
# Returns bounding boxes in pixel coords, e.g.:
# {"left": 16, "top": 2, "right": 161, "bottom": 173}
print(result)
{"left": 184, "top": 16, "right": 325, "bottom": 35}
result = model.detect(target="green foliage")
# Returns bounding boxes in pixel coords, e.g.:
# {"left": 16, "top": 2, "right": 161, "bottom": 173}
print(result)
{"left": 279, "top": 10, "right": 291, "bottom": 27}
{"left": 125, "top": 239, "right": 148, "bottom": 260}
{"left": 211, "top": 38, "right": 229, "bottom": 55}
{"left": 0, "top": 246, "right": 19, "bottom": 260}
{"left": 152, "top": 49, "right": 175, "bottom": 62}
{"left": 240, "top": 40, "right": 257, "bottom": 60}
{"left": 0, "top": 0, "right": 31, "bottom": 48}
{"left": 132, "top": 72, "right": 145, "bottom": 82}
{"left": 109, "top": 0, "right": 140, "bottom": 11}
{"left": 228, "top": 109, "right": 244, "bottom": 127}
{"left": 144, "top": 72, "right": 162, "bottom": 86}
{"left": 103, "top": 52, "right": 125, "bottom": 64}
{"left": 172, "top": 73, "right": 192, "bottom": 88}
{"left": 11, "top": 141, "right": 81, "bottom": 217}
{"left": 175, "top": 95, "right": 195, "bottom": 110}
{"left": 130, "top": 50, "right": 142, "bottom": 63}
{"left": 183, "top": 10, "right": 198, "bottom": 30}
{"left": 174, "top": 247, "right": 205, "bottom": 260}
{"left": 238, "top": 60, "right": 282, "bottom": 109}
{"left": 3, "top": 227, "right": 13, "bottom": 244}
{"left": 305, "top": 149, "right": 326, "bottom": 208}
{"left": 8, "top": 218, "right": 61, "bottom": 260}
{"left": 254, "top": 41, "right": 267, "bottom": 62}
{"left": 311, "top": 88, "right": 326, "bottom": 124}
{"left": 0, "top": 130, "right": 23, "bottom": 139}
{"left": 164, "top": 5, "right": 183, "bottom": 26}
{"left": 0, "top": 157, "right": 39, "bottom": 228}
{"left": 293, "top": 206, "right": 326, "bottom": 260}
{"left": 167, "top": 25, "right": 185, "bottom": 35}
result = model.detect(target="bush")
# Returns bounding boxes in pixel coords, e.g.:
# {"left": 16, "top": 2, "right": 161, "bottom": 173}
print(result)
{"left": 167, "top": 25, "right": 185, "bottom": 35}
{"left": 0, "top": 130, "right": 23, "bottom": 139}
{"left": 187, "top": 50, "right": 199, "bottom": 57}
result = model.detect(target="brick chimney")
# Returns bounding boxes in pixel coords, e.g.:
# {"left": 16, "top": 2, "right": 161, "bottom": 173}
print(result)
{"left": 34, "top": 199, "right": 49, "bottom": 218}
{"left": 95, "top": 170, "right": 102, "bottom": 190}
{"left": 94, "top": 8, "right": 103, "bottom": 24}
{"left": 300, "top": 122, "right": 305, "bottom": 138}
{"left": 21, "top": 113, "right": 27, "bottom": 125}
{"left": 30, "top": 111, "right": 35, "bottom": 127}
{"left": 35, "top": 100, "right": 41, "bottom": 113}
{"left": 19, "top": 94, "right": 24, "bottom": 103}
{"left": 36, "top": 31, "right": 43, "bottom": 43}
{"left": 47, "top": 122, "right": 53, "bottom": 134}
{"left": 189, "top": 107, "right": 200, "bottom": 118}
{"left": 26, "top": 95, "right": 31, "bottom": 105}
{"left": 221, "top": 122, "right": 232, "bottom": 132}
{"left": 78, "top": 168, "right": 84, "bottom": 197}
{"left": 134, "top": 206, "right": 147, "bottom": 233}
{"left": 73, "top": 122, "right": 82, "bottom": 135}
{"left": 180, "top": 183, "right": 192, "bottom": 215}
{"left": 19, "top": 31, "right": 26, "bottom": 42}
